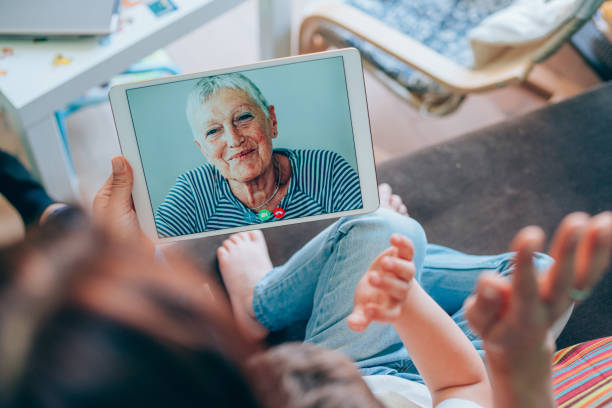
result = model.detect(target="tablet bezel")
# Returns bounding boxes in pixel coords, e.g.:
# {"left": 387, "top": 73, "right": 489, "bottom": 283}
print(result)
{"left": 109, "top": 48, "right": 379, "bottom": 243}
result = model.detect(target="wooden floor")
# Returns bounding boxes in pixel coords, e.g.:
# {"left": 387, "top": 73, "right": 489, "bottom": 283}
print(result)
{"left": 0, "top": 0, "right": 602, "bottom": 245}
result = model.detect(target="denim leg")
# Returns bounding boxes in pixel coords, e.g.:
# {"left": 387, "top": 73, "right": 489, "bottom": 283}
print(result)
{"left": 420, "top": 244, "right": 518, "bottom": 317}
{"left": 253, "top": 212, "right": 556, "bottom": 383}
{"left": 251, "top": 221, "right": 338, "bottom": 332}
{"left": 447, "top": 251, "right": 555, "bottom": 357}
{"left": 252, "top": 209, "right": 427, "bottom": 369}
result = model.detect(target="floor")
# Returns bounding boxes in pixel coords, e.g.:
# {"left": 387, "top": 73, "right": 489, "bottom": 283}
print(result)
{"left": 0, "top": 0, "right": 602, "bottom": 246}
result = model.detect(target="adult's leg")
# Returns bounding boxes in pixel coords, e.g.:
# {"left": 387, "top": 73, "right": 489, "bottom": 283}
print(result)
{"left": 253, "top": 210, "right": 554, "bottom": 381}
{"left": 220, "top": 184, "right": 411, "bottom": 341}
{"left": 449, "top": 253, "right": 555, "bottom": 356}
{"left": 420, "top": 244, "right": 521, "bottom": 316}
{"left": 420, "top": 244, "right": 555, "bottom": 357}
{"left": 0, "top": 150, "right": 55, "bottom": 225}
{"left": 253, "top": 209, "right": 427, "bottom": 367}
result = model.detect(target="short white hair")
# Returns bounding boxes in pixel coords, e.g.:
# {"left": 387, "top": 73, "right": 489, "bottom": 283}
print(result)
{"left": 186, "top": 73, "right": 270, "bottom": 141}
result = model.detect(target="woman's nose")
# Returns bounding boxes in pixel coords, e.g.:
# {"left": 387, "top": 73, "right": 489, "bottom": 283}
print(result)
{"left": 225, "top": 125, "right": 244, "bottom": 147}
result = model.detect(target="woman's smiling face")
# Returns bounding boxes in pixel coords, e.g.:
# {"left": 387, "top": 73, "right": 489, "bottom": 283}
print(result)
{"left": 195, "top": 88, "right": 277, "bottom": 183}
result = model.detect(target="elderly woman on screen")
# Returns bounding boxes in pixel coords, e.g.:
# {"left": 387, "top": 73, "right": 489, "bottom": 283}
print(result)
{"left": 155, "top": 73, "right": 362, "bottom": 237}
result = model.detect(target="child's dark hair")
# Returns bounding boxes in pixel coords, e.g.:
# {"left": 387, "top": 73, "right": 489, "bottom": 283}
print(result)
{"left": 0, "top": 210, "right": 262, "bottom": 408}
{"left": 247, "top": 342, "right": 384, "bottom": 408}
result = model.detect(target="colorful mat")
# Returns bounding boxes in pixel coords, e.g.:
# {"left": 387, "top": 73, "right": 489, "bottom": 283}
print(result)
{"left": 553, "top": 336, "right": 612, "bottom": 407}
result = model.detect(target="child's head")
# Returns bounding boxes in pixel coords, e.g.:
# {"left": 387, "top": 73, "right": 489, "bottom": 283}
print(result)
{"left": 247, "top": 342, "right": 384, "bottom": 408}
{"left": 0, "top": 211, "right": 262, "bottom": 408}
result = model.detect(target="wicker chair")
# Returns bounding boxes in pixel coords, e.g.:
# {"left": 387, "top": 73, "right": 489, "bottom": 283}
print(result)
{"left": 299, "top": 0, "right": 603, "bottom": 115}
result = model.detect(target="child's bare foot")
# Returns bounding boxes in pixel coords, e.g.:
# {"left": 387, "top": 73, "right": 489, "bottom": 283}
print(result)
{"left": 348, "top": 234, "right": 416, "bottom": 332}
{"left": 378, "top": 183, "right": 408, "bottom": 215}
{"left": 218, "top": 230, "right": 273, "bottom": 341}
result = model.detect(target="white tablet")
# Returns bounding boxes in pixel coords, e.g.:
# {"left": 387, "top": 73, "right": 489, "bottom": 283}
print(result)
{"left": 109, "top": 48, "right": 379, "bottom": 243}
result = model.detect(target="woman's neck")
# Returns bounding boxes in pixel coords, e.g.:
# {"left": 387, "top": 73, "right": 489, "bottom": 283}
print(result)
{"left": 229, "top": 154, "right": 282, "bottom": 209}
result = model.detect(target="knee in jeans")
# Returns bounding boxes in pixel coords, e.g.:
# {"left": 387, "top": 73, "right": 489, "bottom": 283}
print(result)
{"left": 500, "top": 251, "right": 555, "bottom": 279}
{"left": 337, "top": 209, "right": 427, "bottom": 263}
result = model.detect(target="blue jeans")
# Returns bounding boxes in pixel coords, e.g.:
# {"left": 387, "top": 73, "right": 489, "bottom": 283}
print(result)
{"left": 252, "top": 209, "right": 553, "bottom": 382}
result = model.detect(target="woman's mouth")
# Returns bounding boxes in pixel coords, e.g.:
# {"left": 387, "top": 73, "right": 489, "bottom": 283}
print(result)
{"left": 229, "top": 149, "right": 256, "bottom": 161}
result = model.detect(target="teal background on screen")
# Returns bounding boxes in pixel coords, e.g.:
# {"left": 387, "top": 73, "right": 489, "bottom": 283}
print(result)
{"left": 127, "top": 56, "right": 359, "bottom": 213}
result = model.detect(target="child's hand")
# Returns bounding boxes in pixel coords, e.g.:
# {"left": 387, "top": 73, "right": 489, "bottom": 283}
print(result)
{"left": 348, "top": 234, "right": 416, "bottom": 332}
{"left": 464, "top": 212, "right": 612, "bottom": 374}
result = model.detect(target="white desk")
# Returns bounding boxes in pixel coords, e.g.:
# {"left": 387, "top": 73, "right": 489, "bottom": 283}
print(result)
{"left": 0, "top": 0, "right": 291, "bottom": 203}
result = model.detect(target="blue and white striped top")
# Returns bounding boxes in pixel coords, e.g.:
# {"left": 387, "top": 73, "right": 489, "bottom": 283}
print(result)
{"left": 155, "top": 149, "right": 362, "bottom": 237}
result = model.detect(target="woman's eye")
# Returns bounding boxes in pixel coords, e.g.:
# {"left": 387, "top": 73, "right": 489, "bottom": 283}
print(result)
{"left": 206, "top": 127, "right": 220, "bottom": 137}
{"left": 236, "top": 112, "right": 254, "bottom": 122}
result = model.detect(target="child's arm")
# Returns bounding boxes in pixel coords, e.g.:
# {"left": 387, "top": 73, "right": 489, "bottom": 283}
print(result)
{"left": 464, "top": 212, "right": 612, "bottom": 408}
{"left": 348, "top": 234, "right": 492, "bottom": 408}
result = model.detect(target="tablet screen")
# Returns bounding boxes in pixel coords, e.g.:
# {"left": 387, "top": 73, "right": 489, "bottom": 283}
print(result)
{"left": 125, "top": 56, "right": 363, "bottom": 238}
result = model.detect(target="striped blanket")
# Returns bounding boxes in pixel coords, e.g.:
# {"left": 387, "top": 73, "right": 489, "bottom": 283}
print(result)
{"left": 553, "top": 337, "right": 612, "bottom": 407}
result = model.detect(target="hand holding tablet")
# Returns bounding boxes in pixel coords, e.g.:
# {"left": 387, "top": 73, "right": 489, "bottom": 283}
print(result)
{"left": 109, "top": 49, "right": 379, "bottom": 242}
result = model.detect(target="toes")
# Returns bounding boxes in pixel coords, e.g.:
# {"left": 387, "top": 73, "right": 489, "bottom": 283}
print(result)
{"left": 248, "top": 229, "right": 264, "bottom": 241}
{"left": 390, "top": 194, "right": 402, "bottom": 210}
{"left": 379, "top": 184, "right": 391, "bottom": 207}
{"left": 229, "top": 232, "right": 249, "bottom": 244}
{"left": 217, "top": 246, "right": 230, "bottom": 263}
{"left": 223, "top": 235, "right": 241, "bottom": 249}
{"left": 399, "top": 204, "right": 408, "bottom": 215}
{"left": 378, "top": 183, "right": 392, "bottom": 198}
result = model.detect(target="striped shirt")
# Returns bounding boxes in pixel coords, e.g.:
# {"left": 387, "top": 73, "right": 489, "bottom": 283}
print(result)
{"left": 155, "top": 149, "right": 362, "bottom": 237}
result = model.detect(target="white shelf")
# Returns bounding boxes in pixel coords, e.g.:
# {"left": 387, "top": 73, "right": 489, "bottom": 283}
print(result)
{"left": 0, "top": 0, "right": 245, "bottom": 126}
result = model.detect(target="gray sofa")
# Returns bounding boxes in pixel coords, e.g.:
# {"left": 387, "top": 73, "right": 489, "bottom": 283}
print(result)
{"left": 183, "top": 82, "right": 612, "bottom": 350}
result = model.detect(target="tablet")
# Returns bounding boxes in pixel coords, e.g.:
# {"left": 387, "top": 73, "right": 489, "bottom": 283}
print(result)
{"left": 109, "top": 48, "right": 379, "bottom": 242}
